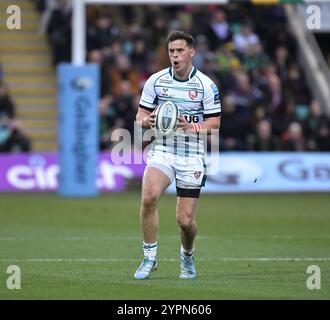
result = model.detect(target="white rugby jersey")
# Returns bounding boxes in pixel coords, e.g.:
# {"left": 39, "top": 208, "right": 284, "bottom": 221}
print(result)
{"left": 139, "top": 66, "right": 221, "bottom": 157}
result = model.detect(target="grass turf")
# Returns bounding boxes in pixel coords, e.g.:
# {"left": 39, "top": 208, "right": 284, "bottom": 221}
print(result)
{"left": 0, "top": 192, "right": 329, "bottom": 299}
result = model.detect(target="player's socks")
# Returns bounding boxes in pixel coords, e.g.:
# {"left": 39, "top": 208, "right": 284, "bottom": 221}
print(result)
{"left": 143, "top": 241, "right": 157, "bottom": 261}
{"left": 180, "top": 245, "right": 194, "bottom": 256}
{"left": 180, "top": 245, "right": 196, "bottom": 279}
{"left": 134, "top": 242, "right": 158, "bottom": 280}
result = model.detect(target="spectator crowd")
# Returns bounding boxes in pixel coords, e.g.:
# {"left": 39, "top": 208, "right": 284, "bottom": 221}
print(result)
{"left": 0, "top": 81, "right": 31, "bottom": 152}
{"left": 2, "top": 0, "right": 329, "bottom": 153}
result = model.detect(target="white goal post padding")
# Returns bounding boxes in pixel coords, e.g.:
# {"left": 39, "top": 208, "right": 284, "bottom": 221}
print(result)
{"left": 72, "top": 0, "right": 228, "bottom": 65}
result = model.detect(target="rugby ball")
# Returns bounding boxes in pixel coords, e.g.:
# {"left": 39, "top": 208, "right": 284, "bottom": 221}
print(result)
{"left": 155, "top": 101, "right": 179, "bottom": 138}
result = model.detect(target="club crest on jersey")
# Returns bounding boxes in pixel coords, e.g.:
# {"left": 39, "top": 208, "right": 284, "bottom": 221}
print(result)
{"left": 194, "top": 171, "right": 202, "bottom": 179}
{"left": 189, "top": 90, "right": 198, "bottom": 100}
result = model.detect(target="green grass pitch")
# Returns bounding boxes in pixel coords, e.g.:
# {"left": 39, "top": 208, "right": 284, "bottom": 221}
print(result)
{"left": 0, "top": 192, "right": 329, "bottom": 299}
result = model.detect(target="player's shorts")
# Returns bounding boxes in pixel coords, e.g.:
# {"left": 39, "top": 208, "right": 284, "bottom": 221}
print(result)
{"left": 146, "top": 150, "right": 206, "bottom": 198}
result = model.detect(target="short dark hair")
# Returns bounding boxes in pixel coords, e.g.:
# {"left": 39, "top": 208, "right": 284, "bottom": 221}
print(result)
{"left": 166, "top": 31, "right": 194, "bottom": 47}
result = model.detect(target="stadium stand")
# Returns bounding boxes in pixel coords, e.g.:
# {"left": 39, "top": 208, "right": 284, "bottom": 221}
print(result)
{"left": 0, "top": 80, "right": 31, "bottom": 152}
{"left": 0, "top": 0, "right": 57, "bottom": 151}
{"left": 7, "top": 1, "right": 330, "bottom": 152}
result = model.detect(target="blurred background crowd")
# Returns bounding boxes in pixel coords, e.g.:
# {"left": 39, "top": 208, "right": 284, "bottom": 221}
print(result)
{"left": 1, "top": 0, "right": 329, "bottom": 153}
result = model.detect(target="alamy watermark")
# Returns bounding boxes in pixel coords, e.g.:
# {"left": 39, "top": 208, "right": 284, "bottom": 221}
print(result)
{"left": 6, "top": 265, "right": 21, "bottom": 290}
{"left": 5, "top": 5, "right": 21, "bottom": 30}
{"left": 108, "top": 121, "right": 220, "bottom": 176}
{"left": 306, "top": 265, "right": 321, "bottom": 290}
{"left": 306, "top": 4, "right": 321, "bottom": 30}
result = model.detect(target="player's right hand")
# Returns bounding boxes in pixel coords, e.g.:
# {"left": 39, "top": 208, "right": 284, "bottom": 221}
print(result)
{"left": 142, "top": 110, "right": 156, "bottom": 128}
{"left": 177, "top": 115, "right": 189, "bottom": 132}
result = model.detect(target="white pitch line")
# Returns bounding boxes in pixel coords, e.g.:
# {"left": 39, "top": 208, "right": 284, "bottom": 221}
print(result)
{"left": 1, "top": 235, "right": 330, "bottom": 241}
{"left": 0, "top": 257, "right": 330, "bottom": 263}
{"left": 218, "top": 257, "right": 330, "bottom": 262}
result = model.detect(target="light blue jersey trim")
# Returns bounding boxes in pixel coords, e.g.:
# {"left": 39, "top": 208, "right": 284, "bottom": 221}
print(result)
{"left": 154, "top": 85, "right": 204, "bottom": 94}
{"left": 158, "top": 97, "right": 202, "bottom": 104}
{"left": 204, "top": 107, "right": 221, "bottom": 113}
{"left": 140, "top": 98, "right": 154, "bottom": 107}
{"left": 179, "top": 110, "right": 203, "bottom": 115}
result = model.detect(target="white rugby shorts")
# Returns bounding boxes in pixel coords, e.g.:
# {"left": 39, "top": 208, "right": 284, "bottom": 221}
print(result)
{"left": 146, "top": 150, "right": 206, "bottom": 190}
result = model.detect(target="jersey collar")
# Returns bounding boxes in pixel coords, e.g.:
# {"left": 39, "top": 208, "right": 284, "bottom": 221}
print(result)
{"left": 169, "top": 66, "right": 197, "bottom": 82}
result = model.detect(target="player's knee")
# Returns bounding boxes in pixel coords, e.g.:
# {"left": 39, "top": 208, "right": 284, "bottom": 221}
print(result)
{"left": 141, "top": 192, "right": 159, "bottom": 210}
{"left": 176, "top": 213, "right": 194, "bottom": 230}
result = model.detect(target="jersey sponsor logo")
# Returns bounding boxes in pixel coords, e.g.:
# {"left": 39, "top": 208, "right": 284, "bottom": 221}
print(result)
{"left": 162, "top": 88, "right": 169, "bottom": 97}
{"left": 187, "top": 81, "right": 200, "bottom": 88}
{"left": 189, "top": 90, "right": 198, "bottom": 100}
{"left": 159, "top": 79, "right": 174, "bottom": 85}
{"left": 184, "top": 115, "right": 200, "bottom": 123}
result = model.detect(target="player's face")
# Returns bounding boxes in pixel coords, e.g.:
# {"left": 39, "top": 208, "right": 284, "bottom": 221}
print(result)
{"left": 168, "top": 40, "right": 195, "bottom": 77}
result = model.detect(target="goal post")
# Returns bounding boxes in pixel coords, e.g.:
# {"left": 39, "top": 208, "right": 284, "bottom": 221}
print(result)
{"left": 72, "top": 0, "right": 228, "bottom": 65}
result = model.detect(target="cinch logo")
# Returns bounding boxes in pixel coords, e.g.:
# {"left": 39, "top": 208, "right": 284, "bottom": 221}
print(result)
{"left": 5, "top": 158, "right": 134, "bottom": 191}
{"left": 6, "top": 157, "right": 59, "bottom": 190}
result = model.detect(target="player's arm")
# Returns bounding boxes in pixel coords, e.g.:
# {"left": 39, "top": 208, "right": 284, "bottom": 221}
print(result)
{"left": 136, "top": 106, "right": 156, "bottom": 129}
{"left": 137, "top": 72, "right": 158, "bottom": 129}
{"left": 201, "top": 115, "right": 221, "bottom": 133}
